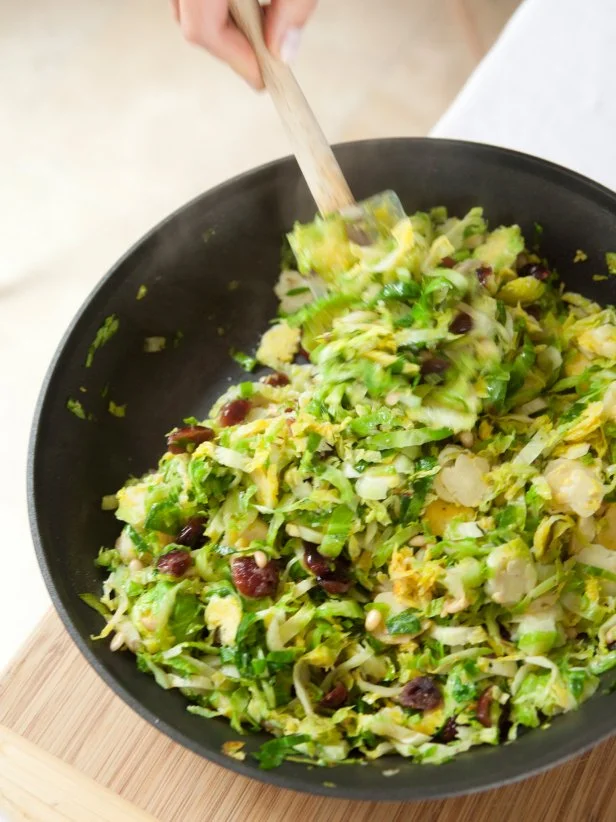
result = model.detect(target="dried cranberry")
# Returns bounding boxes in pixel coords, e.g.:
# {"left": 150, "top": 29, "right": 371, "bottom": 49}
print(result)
{"left": 319, "top": 576, "right": 352, "bottom": 595}
{"left": 520, "top": 263, "right": 550, "bottom": 281}
{"left": 157, "top": 549, "right": 192, "bottom": 577}
{"left": 296, "top": 345, "right": 310, "bottom": 361}
{"left": 262, "top": 371, "right": 290, "bottom": 387}
{"left": 303, "top": 545, "right": 351, "bottom": 595}
{"left": 441, "top": 256, "right": 456, "bottom": 268}
{"left": 420, "top": 356, "right": 450, "bottom": 376}
{"left": 476, "top": 687, "right": 494, "bottom": 728}
{"left": 345, "top": 223, "right": 372, "bottom": 246}
{"left": 176, "top": 516, "right": 207, "bottom": 549}
{"left": 608, "top": 640, "right": 616, "bottom": 652}
{"left": 320, "top": 682, "right": 348, "bottom": 710}
{"left": 499, "top": 622, "right": 512, "bottom": 642}
{"left": 449, "top": 311, "right": 473, "bottom": 335}
{"left": 219, "top": 398, "right": 251, "bottom": 427}
{"left": 167, "top": 425, "right": 214, "bottom": 454}
{"left": 303, "top": 544, "right": 333, "bottom": 577}
{"left": 438, "top": 717, "right": 458, "bottom": 743}
{"left": 525, "top": 304, "right": 542, "bottom": 321}
{"left": 476, "top": 265, "right": 492, "bottom": 285}
{"left": 399, "top": 677, "right": 442, "bottom": 711}
{"left": 231, "top": 556, "right": 279, "bottom": 598}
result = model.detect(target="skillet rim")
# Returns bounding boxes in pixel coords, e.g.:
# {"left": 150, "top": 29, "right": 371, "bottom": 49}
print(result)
{"left": 27, "top": 137, "right": 616, "bottom": 801}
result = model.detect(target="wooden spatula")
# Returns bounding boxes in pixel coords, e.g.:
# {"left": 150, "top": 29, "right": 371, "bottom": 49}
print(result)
{"left": 228, "top": 0, "right": 405, "bottom": 235}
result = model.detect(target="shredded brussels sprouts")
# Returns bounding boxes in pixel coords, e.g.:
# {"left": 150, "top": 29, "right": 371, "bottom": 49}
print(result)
{"left": 86, "top": 206, "right": 616, "bottom": 769}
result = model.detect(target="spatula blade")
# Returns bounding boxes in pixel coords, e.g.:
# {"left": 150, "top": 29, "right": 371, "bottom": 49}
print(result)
{"left": 339, "top": 189, "right": 406, "bottom": 245}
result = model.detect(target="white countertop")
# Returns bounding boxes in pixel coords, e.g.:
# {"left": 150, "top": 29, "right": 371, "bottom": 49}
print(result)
{"left": 2, "top": 0, "right": 615, "bottom": 674}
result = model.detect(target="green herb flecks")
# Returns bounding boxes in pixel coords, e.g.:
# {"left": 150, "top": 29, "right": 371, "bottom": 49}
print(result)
{"left": 253, "top": 734, "right": 311, "bottom": 769}
{"left": 108, "top": 400, "right": 126, "bottom": 418}
{"left": 144, "top": 336, "right": 166, "bottom": 353}
{"left": 86, "top": 314, "right": 119, "bottom": 368}
{"left": 231, "top": 349, "right": 257, "bottom": 372}
{"left": 385, "top": 609, "right": 421, "bottom": 635}
{"left": 67, "top": 398, "right": 87, "bottom": 419}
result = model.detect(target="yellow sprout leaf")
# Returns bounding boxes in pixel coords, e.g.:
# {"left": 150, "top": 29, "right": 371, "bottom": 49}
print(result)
{"left": 257, "top": 322, "right": 301, "bottom": 368}
{"left": 433, "top": 453, "right": 490, "bottom": 508}
{"left": 498, "top": 276, "right": 545, "bottom": 306}
{"left": 602, "top": 383, "right": 616, "bottom": 422}
{"left": 578, "top": 325, "right": 616, "bottom": 360}
{"left": 478, "top": 419, "right": 493, "bottom": 441}
{"left": 222, "top": 741, "right": 246, "bottom": 761}
{"left": 423, "top": 499, "right": 474, "bottom": 537}
{"left": 532, "top": 515, "right": 574, "bottom": 560}
{"left": 563, "top": 350, "right": 592, "bottom": 377}
{"left": 543, "top": 459, "right": 603, "bottom": 518}
{"left": 563, "top": 402, "right": 604, "bottom": 442}
{"left": 411, "top": 708, "right": 445, "bottom": 737}
{"left": 250, "top": 465, "right": 279, "bottom": 509}
{"left": 584, "top": 576, "right": 602, "bottom": 604}
{"left": 232, "top": 517, "right": 269, "bottom": 549}
{"left": 597, "top": 504, "right": 616, "bottom": 551}
{"left": 390, "top": 547, "right": 442, "bottom": 607}
{"left": 205, "top": 595, "right": 242, "bottom": 646}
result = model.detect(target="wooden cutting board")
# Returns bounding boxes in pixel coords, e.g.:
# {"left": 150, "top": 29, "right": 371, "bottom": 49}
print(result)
{"left": 1, "top": 611, "right": 615, "bottom": 822}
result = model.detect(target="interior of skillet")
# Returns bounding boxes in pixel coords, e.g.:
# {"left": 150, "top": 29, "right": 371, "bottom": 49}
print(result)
{"left": 30, "top": 139, "right": 616, "bottom": 800}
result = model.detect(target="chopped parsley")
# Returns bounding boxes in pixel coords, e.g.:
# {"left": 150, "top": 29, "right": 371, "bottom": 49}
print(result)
{"left": 108, "top": 400, "right": 126, "bottom": 418}
{"left": 230, "top": 349, "right": 257, "bottom": 372}
{"left": 86, "top": 314, "right": 119, "bottom": 368}
{"left": 67, "top": 398, "right": 87, "bottom": 419}
{"left": 143, "top": 336, "right": 166, "bottom": 353}
{"left": 253, "top": 734, "right": 310, "bottom": 769}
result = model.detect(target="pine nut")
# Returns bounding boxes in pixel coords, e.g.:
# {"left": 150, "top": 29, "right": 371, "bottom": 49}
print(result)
{"left": 110, "top": 632, "right": 124, "bottom": 652}
{"left": 253, "top": 550, "right": 268, "bottom": 569}
{"left": 128, "top": 558, "right": 143, "bottom": 573}
{"left": 459, "top": 431, "right": 474, "bottom": 448}
{"left": 365, "top": 609, "right": 382, "bottom": 632}
{"left": 410, "top": 535, "right": 428, "bottom": 547}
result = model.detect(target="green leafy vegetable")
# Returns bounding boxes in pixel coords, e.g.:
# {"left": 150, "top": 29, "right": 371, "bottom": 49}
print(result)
{"left": 253, "top": 734, "right": 311, "bottom": 769}
{"left": 67, "top": 398, "right": 87, "bottom": 419}
{"left": 231, "top": 349, "right": 257, "bottom": 372}
{"left": 385, "top": 609, "right": 421, "bottom": 635}
{"left": 86, "top": 314, "right": 119, "bottom": 367}
{"left": 108, "top": 400, "right": 126, "bottom": 418}
{"left": 87, "top": 202, "right": 616, "bottom": 771}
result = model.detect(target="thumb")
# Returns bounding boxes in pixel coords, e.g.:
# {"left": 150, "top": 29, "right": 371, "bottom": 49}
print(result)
{"left": 264, "top": 0, "right": 317, "bottom": 63}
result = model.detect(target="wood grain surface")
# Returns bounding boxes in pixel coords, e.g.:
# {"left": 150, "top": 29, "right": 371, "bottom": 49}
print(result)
{"left": 1, "top": 610, "right": 615, "bottom": 822}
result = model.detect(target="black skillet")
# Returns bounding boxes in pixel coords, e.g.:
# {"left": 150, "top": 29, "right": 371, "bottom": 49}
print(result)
{"left": 28, "top": 138, "right": 616, "bottom": 801}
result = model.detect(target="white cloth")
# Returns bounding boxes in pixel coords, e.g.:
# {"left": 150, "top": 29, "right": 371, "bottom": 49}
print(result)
{"left": 432, "top": 0, "right": 616, "bottom": 193}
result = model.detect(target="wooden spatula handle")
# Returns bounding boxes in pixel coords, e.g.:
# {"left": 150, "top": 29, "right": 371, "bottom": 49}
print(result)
{"left": 229, "top": 0, "right": 355, "bottom": 215}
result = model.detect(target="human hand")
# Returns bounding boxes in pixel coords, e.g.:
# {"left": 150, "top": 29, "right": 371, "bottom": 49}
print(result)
{"left": 171, "top": 0, "right": 317, "bottom": 89}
